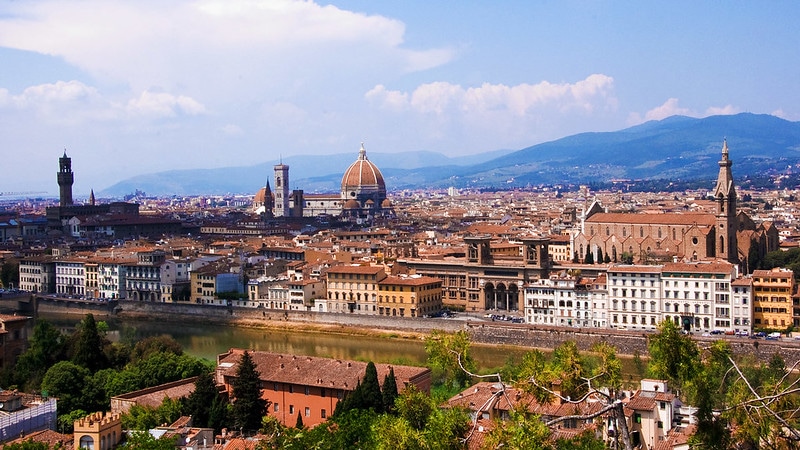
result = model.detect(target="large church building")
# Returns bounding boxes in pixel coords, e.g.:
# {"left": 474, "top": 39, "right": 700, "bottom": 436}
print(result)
{"left": 572, "top": 141, "right": 779, "bottom": 271}
{"left": 254, "top": 143, "right": 391, "bottom": 220}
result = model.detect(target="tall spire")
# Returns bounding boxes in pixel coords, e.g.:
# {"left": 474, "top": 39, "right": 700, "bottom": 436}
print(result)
{"left": 712, "top": 139, "right": 738, "bottom": 263}
{"left": 89, "top": 189, "right": 96, "bottom": 206}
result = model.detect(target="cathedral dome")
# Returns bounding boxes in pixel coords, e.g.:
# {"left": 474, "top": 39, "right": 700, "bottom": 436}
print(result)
{"left": 341, "top": 143, "right": 386, "bottom": 196}
{"left": 254, "top": 187, "right": 268, "bottom": 204}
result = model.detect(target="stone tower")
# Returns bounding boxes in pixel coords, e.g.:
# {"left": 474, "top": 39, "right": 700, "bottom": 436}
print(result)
{"left": 712, "top": 140, "right": 738, "bottom": 263}
{"left": 57, "top": 150, "right": 74, "bottom": 206}
{"left": 274, "top": 162, "right": 289, "bottom": 217}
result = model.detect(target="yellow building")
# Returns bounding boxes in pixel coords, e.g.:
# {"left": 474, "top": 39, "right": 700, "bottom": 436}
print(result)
{"left": 74, "top": 411, "right": 122, "bottom": 450}
{"left": 377, "top": 275, "right": 442, "bottom": 318}
{"left": 752, "top": 268, "right": 794, "bottom": 330}
{"left": 325, "top": 265, "right": 386, "bottom": 314}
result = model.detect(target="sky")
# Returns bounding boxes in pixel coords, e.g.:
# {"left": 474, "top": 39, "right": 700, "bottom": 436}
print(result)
{"left": 0, "top": 0, "right": 798, "bottom": 195}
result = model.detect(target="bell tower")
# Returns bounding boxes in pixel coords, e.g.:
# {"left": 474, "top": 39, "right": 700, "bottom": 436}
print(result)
{"left": 57, "top": 150, "right": 74, "bottom": 206}
{"left": 274, "top": 162, "right": 289, "bottom": 217}
{"left": 712, "top": 140, "right": 738, "bottom": 263}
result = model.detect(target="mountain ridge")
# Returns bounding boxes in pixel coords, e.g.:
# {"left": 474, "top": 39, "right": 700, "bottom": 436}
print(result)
{"left": 102, "top": 113, "right": 800, "bottom": 196}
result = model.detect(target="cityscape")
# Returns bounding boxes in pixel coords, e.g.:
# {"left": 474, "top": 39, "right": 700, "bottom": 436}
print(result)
{"left": 2, "top": 1, "right": 800, "bottom": 449}
{"left": 1, "top": 135, "right": 800, "bottom": 449}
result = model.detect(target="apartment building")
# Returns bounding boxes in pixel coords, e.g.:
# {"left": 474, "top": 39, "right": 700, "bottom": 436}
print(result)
{"left": 661, "top": 261, "right": 736, "bottom": 333}
{"left": 731, "top": 277, "right": 753, "bottom": 333}
{"left": 377, "top": 275, "right": 442, "bottom": 318}
{"left": 18, "top": 257, "right": 55, "bottom": 294}
{"left": 54, "top": 259, "right": 86, "bottom": 297}
{"left": 752, "top": 268, "right": 794, "bottom": 329}
{"left": 324, "top": 265, "right": 387, "bottom": 314}
{"left": 607, "top": 265, "right": 662, "bottom": 330}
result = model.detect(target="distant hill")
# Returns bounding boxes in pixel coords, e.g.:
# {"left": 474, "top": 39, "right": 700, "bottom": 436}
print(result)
{"left": 102, "top": 113, "right": 800, "bottom": 196}
{"left": 101, "top": 148, "right": 513, "bottom": 197}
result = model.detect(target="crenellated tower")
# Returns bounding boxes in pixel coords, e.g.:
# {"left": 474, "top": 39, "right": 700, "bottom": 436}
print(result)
{"left": 57, "top": 150, "right": 74, "bottom": 206}
{"left": 712, "top": 139, "right": 738, "bottom": 263}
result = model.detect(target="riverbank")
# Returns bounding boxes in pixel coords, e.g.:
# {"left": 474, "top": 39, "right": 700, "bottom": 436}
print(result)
{"left": 36, "top": 298, "right": 800, "bottom": 364}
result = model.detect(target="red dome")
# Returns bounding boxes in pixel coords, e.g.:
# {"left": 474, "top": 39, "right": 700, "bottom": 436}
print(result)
{"left": 341, "top": 143, "right": 385, "bottom": 192}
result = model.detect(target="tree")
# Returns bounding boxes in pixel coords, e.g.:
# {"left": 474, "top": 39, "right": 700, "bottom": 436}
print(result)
{"left": 584, "top": 251, "right": 594, "bottom": 264}
{"left": 0, "top": 259, "right": 19, "bottom": 289}
{"left": 184, "top": 371, "right": 219, "bottom": 428}
{"left": 230, "top": 351, "right": 268, "bottom": 433}
{"left": 646, "top": 319, "right": 701, "bottom": 390}
{"left": 596, "top": 248, "right": 604, "bottom": 265}
{"left": 41, "top": 361, "right": 90, "bottom": 415}
{"left": 361, "top": 362, "right": 384, "bottom": 412}
{"left": 382, "top": 367, "right": 399, "bottom": 414}
{"left": 123, "top": 431, "right": 179, "bottom": 450}
{"left": 396, "top": 384, "right": 434, "bottom": 431}
{"left": 70, "top": 314, "right": 109, "bottom": 372}
{"left": 424, "top": 330, "right": 475, "bottom": 390}
{"left": 295, "top": 411, "right": 304, "bottom": 429}
{"left": 13, "top": 320, "right": 67, "bottom": 390}
{"left": 130, "top": 335, "right": 183, "bottom": 362}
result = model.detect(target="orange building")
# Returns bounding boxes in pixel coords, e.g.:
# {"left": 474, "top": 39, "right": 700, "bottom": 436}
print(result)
{"left": 215, "top": 349, "right": 431, "bottom": 428}
{"left": 752, "top": 268, "right": 795, "bottom": 330}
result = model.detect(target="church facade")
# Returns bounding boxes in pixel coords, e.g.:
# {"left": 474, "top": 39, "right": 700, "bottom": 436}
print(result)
{"left": 572, "top": 141, "right": 779, "bottom": 271}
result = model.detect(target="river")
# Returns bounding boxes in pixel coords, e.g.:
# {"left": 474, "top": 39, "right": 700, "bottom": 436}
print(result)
{"left": 36, "top": 312, "right": 529, "bottom": 369}
{"left": 36, "top": 312, "right": 645, "bottom": 382}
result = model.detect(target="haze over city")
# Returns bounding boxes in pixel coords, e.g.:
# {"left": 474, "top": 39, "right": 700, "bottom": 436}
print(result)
{"left": 1, "top": 0, "right": 798, "bottom": 194}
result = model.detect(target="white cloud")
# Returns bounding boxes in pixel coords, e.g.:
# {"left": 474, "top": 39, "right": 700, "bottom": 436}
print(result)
{"left": 126, "top": 91, "right": 207, "bottom": 118}
{"left": 644, "top": 98, "right": 690, "bottom": 121}
{"left": 628, "top": 98, "right": 741, "bottom": 125}
{"left": 367, "top": 74, "right": 616, "bottom": 118}
{"left": 705, "top": 105, "right": 739, "bottom": 116}
{"left": 0, "top": 81, "right": 205, "bottom": 124}
{"left": 0, "top": 0, "right": 452, "bottom": 100}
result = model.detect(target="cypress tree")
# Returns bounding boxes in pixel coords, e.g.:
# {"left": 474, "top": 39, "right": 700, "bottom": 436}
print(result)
{"left": 71, "top": 314, "right": 109, "bottom": 372}
{"left": 185, "top": 371, "right": 218, "bottom": 427}
{"left": 231, "top": 351, "right": 268, "bottom": 433}
{"left": 596, "top": 248, "right": 604, "bottom": 265}
{"left": 295, "top": 411, "right": 304, "bottom": 429}
{"left": 382, "top": 367, "right": 398, "bottom": 414}
{"left": 361, "top": 361, "right": 383, "bottom": 412}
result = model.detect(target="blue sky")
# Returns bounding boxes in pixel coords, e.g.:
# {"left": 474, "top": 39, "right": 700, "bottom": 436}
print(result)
{"left": 0, "top": 0, "right": 798, "bottom": 195}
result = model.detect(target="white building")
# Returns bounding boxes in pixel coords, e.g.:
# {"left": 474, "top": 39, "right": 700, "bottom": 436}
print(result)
{"left": 731, "top": 276, "right": 753, "bottom": 334}
{"left": 607, "top": 265, "right": 662, "bottom": 331}
{"left": 54, "top": 259, "right": 86, "bottom": 297}
{"left": 661, "top": 261, "right": 736, "bottom": 333}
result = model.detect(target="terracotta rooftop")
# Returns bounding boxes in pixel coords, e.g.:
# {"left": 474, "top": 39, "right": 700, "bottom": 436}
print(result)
{"left": 217, "top": 350, "right": 430, "bottom": 392}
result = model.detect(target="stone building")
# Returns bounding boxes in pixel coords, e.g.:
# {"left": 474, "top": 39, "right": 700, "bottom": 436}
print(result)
{"left": 399, "top": 236, "right": 550, "bottom": 314}
{"left": 572, "top": 141, "right": 778, "bottom": 270}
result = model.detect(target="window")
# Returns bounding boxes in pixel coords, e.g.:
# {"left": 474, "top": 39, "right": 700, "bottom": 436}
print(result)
{"left": 289, "top": 405, "right": 295, "bottom": 415}
{"left": 274, "top": 403, "right": 279, "bottom": 412}
{"left": 321, "top": 409, "right": 327, "bottom": 419}
{"left": 305, "top": 387, "right": 310, "bottom": 395}
{"left": 305, "top": 407, "right": 311, "bottom": 417}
